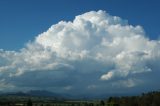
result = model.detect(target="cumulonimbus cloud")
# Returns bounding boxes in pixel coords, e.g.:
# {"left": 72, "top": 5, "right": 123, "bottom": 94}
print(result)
{"left": 0, "top": 10, "right": 160, "bottom": 94}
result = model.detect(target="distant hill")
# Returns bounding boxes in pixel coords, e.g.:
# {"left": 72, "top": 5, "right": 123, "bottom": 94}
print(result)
{"left": 1, "top": 91, "right": 29, "bottom": 96}
{"left": 0, "top": 90, "right": 136, "bottom": 100}
{"left": 0, "top": 90, "right": 64, "bottom": 99}
{"left": 27, "top": 90, "right": 62, "bottom": 97}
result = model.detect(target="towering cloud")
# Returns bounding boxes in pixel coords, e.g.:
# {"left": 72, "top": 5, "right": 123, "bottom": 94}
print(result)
{"left": 0, "top": 10, "right": 160, "bottom": 94}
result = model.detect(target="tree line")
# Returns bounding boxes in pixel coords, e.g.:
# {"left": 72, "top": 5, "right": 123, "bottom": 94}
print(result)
{"left": 106, "top": 91, "right": 160, "bottom": 106}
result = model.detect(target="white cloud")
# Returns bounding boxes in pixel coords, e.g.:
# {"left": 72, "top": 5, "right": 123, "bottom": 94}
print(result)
{"left": 64, "top": 86, "right": 72, "bottom": 90}
{"left": 111, "top": 78, "right": 142, "bottom": 88}
{"left": 101, "top": 71, "right": 114, "bottom": 80}
{"left": 0, "top": 79, "right": 15, "bottom": 90}
{"left": 0, "top": 10, "right": 160, "bottom": 94}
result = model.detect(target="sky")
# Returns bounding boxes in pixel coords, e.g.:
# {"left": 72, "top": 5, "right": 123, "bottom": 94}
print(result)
{"left": 0, "top": 0, "right": 160, "bottom": 97}
{"left": 0, "top": 0, "right": 160, "bottom": 50}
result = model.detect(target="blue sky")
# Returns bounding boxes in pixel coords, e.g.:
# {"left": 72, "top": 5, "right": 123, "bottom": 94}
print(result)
{"left": 0, "top": 0, "right": 160, "bottom": 96}
{"left": 0, "top": 0, "right": 160, "bottom": 50}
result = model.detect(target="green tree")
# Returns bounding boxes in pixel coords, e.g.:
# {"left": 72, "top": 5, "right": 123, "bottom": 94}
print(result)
{"left": 100, "top": 100, "right": 105, "bottom": 106}
{"left": 27, "top": 99, "right": 33, "bottom": 106}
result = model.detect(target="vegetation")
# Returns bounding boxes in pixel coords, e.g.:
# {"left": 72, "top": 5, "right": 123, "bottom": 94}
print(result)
{"left": 0, "top": 91, "right": 160, "bottom": 106}
{"left": 107, "top": 91, "right": 160, "bottom": 106}
{"left": 27, "top": 99, "right": 33, "bottom": 106}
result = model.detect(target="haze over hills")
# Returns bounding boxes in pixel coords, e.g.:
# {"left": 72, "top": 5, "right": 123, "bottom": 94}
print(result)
{"left": 0, "top": 89, "right": 150, "bottom": 100}
{"left": 0, "top": 90, "right": 62, "bottom": 98}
